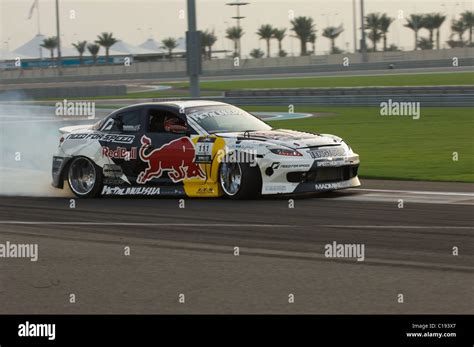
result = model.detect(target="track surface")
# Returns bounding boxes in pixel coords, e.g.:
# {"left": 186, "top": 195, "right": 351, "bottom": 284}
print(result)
{"left": 0, "top": 180, "right": 472, "bottom": 314}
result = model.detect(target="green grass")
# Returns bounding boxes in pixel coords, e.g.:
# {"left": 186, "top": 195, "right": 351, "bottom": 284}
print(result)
{"left": 242, "top": 106, "right": 474, "bottom": 183}
{"left": 38, "top": 71, "right": 474, "bottom": 101}
{"left": 171, "top": 72, "right": 474, "bottom": 90}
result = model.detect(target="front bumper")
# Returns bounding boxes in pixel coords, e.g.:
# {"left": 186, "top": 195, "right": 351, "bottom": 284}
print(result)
{"left": 260, "top": 154, "right": 361, "bottom": 195}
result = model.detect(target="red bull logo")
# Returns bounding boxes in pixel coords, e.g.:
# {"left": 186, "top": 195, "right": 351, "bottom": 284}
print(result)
{"left": 137, "top": 135, "right": 205, "bottom": 184}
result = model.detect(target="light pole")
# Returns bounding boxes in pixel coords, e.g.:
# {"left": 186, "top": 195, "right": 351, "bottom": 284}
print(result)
{"left": 360, "top": 0, "right": 368, "bottom": 62}
{"left": 187, "top": 0, "right": 200, "bottom": 98}
{"left": 226, "top": 1, "right": 249, "bottom": 58}
{"left": 55, "top": 0, "right": 62, "bottom": 73}
{"left": 352, "top": 0, "right": 357, "bottom": 52}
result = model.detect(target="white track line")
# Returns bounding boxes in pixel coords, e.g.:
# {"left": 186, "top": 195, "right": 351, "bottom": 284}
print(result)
{"left": 350, "top": 188, "right": 474, "bottom": 197}
{"left": 0, "top": 221, "right": 471, "bottom": 230}
{"left": 320, "top": 225, "right": 473, "bottom": 230}
{"left": 0, "top": 221, "right": 288, "bottom": 228}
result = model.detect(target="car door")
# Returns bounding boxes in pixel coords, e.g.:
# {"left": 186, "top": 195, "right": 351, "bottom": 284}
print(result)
{"left": 135, "top": 106, "right": 196, "bottom": 187}
{"left": 99, "top": 107, "right": 145, "bottom": 185}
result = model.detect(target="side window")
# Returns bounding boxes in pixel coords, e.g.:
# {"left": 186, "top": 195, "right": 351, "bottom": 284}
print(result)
{"left": 101, "top": 110, "right": 142, "bottom": 133}
{"left": 118, "top": 110, "right": 142, "bottom": 133}
{"left": 148, "top": 109, "right": 191, "bottom": 134}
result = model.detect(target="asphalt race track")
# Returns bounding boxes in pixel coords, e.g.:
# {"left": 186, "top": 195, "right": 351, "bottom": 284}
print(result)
{"left": 0, "top": 179, "right": 472, "bottom": 314}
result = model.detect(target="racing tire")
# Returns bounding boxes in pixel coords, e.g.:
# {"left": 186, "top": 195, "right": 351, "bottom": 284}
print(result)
{"left": 219, "top": 161, "right": 261, "bottom": 200}
{"left": 67, "top": 157, "right": 103, "bottom": 198}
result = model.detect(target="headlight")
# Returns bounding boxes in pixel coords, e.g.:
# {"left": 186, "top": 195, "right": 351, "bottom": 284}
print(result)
{"left": 269, "top": 148, "right": 302, "bottom": 156}
{"left": 340, "top": 141, "right": 352, "bottom": 153}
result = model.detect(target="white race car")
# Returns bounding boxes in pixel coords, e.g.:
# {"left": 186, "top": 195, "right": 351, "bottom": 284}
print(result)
{"left": 52, "top": 100, "right": 360, "bottom": 198}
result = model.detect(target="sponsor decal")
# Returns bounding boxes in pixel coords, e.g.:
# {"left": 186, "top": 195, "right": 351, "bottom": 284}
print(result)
{"left": 308, "top": 146, "right": 345, "bottom": 159}
{"left": 137, "top": 135, "right": 205, "bottom": 184}
{"left": 280, "top": 163, "right": 311, "bottom": 169}
{"left": 103, "top": 164, "right": 123, "bottom": 178}
{"left": 123, "top": 124, "right": 141, "bottom": 132}
{"left": 264, "top": 185, "right": 288, "bottom": 192}
{"left": 314, "top": 180, "right": 354, "bottom": 190}
{"left": 102, "top": 186, "right": 161, "bottom": 196}
{"left": 196, "top": 186, "right": 215, "bottom": 194}
{"left": 102, "top": 146, "right": 137, "bottom": 161}
{"left": 67, "top": 133, "right": 135, "bottom": 144}
{"left": 315, "top": 159, "right": 345, "bottom": 167}
{"left": 195, "top": 137, "right": 216, "bottom": 163}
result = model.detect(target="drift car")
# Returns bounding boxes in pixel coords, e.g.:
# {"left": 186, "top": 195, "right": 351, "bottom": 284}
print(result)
{"left": 52, "top": 100, "right": 360, "bottom": 198}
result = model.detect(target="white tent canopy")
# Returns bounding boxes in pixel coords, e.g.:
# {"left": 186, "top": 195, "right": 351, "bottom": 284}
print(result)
{"left": 109, "top": 40, "right": 158, "bottom": 55}
{"left": 13, "top": 34, "right": 46, "bottom": 59}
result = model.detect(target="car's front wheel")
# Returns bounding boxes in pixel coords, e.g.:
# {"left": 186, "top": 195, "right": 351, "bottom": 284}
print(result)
{"left": 219, "top": 161, "right": 261, "bottom": 199}
{"left": 67, "top": 157, "right": 102, "bottom": 198}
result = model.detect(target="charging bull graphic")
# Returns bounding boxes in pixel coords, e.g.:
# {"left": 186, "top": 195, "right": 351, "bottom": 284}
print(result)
{"left": 137, "top": 135, "right": 205, "bottom": 184}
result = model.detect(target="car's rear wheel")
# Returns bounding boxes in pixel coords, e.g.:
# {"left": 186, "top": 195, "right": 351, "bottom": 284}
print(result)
{"left": 219, "top": 161, "right": 261, "bottom": 199}
{"left": 67, "top": 157, "right": 102, "bottom": 198}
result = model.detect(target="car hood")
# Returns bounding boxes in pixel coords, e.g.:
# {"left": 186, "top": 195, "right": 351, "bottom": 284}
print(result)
{"left": 59, "top": 124, "right": 94, "bottom": 134}
{"left": 215, "top": 129, "right": 341, "bottom": 149}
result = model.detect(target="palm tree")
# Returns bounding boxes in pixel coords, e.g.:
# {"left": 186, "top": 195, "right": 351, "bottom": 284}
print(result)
{"left": 95, "top": 32, "right": 118, "bottom": 64}
{"left": 422, "top": 14, "right": 439, "bottom": 48}
{"left": 87, "top": 43, "right": 100, "bottom": 65}
{"left": 72, "top": 41, "right": 87, "bottom": 65}
{"left": 379, "top": 14, "right": 394, "bottom": 51}
{"left": 308, "top": 32, "right": 316, "bottom": 54}
{"left": 404, "top": 14, "right": 424, "bottom": 50}
{"left": 451, "top": 19, "right": 467, "bottom": 43}
{"left": 201, "top": 30, "right": 217, "bottom": 59}
{"left": 40, "top": 37, "right": 58, "bottom": 61}
{"left": 256, "top": 24, "right": 274, "bottom": 58}
{"left": 418, "top": 37, "right": 434, "bottom": 50}
{"left": 161, "top": 37, "right": 178, "bottom": 59}
{"left": 249, "top": 48, "right": 264, "bottom": 59}
{"left": 365, "top": 13, "right": 381, "bottom": 51}
{"left": 226, "top": 26, "right": 244, "bottom": 57}
{"left": 272, "top": 28, "right": 286, "bottom": 56}
{"left": 322, "top": 26, "right": 343, "bottom": 54}
{"left": 432, "top": 14, "right": 446, "bottom": 49}
{"left": 461, "top": 11, "right": 474, "bottom": 45}
{"left": 290, "top": 16, "right": 316, "bottom": 56}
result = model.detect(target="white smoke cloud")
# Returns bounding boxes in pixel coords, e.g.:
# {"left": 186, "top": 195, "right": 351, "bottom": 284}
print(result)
{"left": 0, "top": 92, "right": 100, "bottom": 197}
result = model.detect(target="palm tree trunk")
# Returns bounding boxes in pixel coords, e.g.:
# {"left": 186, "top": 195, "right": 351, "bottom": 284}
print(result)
{"left": 331, "top": 39, "right": 335, "bottom": 54}
{"left": 234, "top": 40, "right": 238, "bottom": 57}
{"left": 300, "top": 39, "right": 306, "bottom": 56}
{"left": 414, "top": 31, "right": 418, "bottom": 50}
{"left": 80, "top": 54, "right": 83, "bottom": 65}
{"left": 383, "top": 35, "right": 387, "bottom": 51}
{"left": 266, "top": 39, "right": 270, "bottom": 58}
{"left": 208, "top": 45, "right": 212, "bottom": 60}
{"left": 470, "top": 27, "right": 473, "bottom": 44}
{"left": 312, "top": 42, "right": 315, "bottom": 55}
{"left": 372, "top": 30, "right": 377, "bottom": 52}
{"left": 436, "top": 29, "right": 441, "bottom": 50}
{"left": 429, "top": 30, "right": 434, "bottom": 46}
{"left": 278, "top": 40, "right": 282, "bottom": 55}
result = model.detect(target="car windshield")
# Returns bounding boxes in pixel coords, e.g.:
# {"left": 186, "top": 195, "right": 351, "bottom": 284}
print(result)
{"left": 185, "top": 105, "right": 272, "bottom": 133}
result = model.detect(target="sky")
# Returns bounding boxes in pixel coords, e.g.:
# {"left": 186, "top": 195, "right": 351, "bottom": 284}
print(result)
{"left": 1, "top": 0, "right": 473, "bottom": 57}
